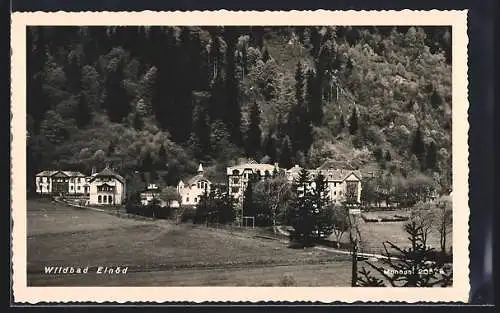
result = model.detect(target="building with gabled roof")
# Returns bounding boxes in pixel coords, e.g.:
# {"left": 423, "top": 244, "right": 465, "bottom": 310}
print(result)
{"left": 285, "top": 162, "right": 362, "bottom": 205}
{"left": 35, "top": 170, "right": 88, "bottom": 195}
{"left": 226, "top": 162, "right": 280, "bottom": 205}
{"left": 177, "top": 163, "right": 211, "bottom": 208}
{"left": 88, "top": 166, "right": 126, "bottom": 205}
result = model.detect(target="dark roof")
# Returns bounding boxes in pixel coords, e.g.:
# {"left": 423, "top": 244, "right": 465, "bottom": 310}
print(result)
{"left": 318, "top": 160, "right": 355, "bottom": 171}
{"left": 36, "top": 170, "right": 86, "bottom": 177}
{"left": 180, "top": 174, "right": 210, "bottom": 186}
{"left": 52, "top": 171, "right": 69, "bottom": 178}
{"left": 89, "top": 167, "right": 125, "bottom": 184}
{"left": 287, "top": 166, "right": 362, "bottom": 182}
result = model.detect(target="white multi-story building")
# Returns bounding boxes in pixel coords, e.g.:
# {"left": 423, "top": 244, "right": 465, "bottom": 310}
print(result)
{"left": 35, "top": 170, "right": 88, "bottom": 195}
{"left": 286, "top": 164, "right": 362, "bottom": 205}
{"left": 226, "top": 161, "right": 279, "bottom": 205}
{"left": 140, "top": 183, "right": 161, "bottom": 206}
{"left": 88, "top": 166, "right": 126, "bottom": 205}
{"left": 177, "top": 164, "right": 211, "bottom": 207}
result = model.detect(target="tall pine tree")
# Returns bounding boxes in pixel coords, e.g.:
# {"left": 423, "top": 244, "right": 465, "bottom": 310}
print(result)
{"left": 245, "top": 102, "right": 262, "bottom": 158}
{"left": 411, "top": 126, "right": 426, "bottom": 169}
{"left": 312, "top": 172, "right": 333, "bottom": 240}
{"left": 289, "top": 167, "right": 315, "bottom": 247}
{"left": 224, "top": 29, "right": 243, "bottom": 146}
{"left": 348, "top": 107, "right": 359, "bottom": 135}
{"left": 75, "top": 93, "right": 92, "bottom": 128}
{"left": 288, "top": 61, "right": 313, "bottom": 154}
{"left": 263, "top": 132, "right": 277, "bottom": 163}
{"left": 305, "top": 69, "right": 323, "bottom": 125}
{"left": 425, "top": 141, "right": 438, "bottom": 171}
{"left": 279, "top": 136, "right": 293, "bottom": 169}
{"left": 103, "top": 49, "right": 132, "bottom": 123}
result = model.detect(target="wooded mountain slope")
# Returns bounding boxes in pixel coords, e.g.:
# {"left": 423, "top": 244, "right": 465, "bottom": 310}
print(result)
{"left": 27, "top": 26, "right": 452, "bottom": 194}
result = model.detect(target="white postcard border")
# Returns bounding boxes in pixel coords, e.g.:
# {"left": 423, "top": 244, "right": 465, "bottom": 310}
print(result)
{"left": 11, "top": 10, "right": 469, "bottom": 303}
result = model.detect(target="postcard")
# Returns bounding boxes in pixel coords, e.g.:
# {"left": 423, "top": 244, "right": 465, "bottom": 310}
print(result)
{"left": 11, "top": 10, "right": 469, "bottom": 303}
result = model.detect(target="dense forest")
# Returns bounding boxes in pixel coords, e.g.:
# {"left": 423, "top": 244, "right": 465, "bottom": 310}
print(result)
{"left": 26, "top": 26, "right": 452, "bottom": 197}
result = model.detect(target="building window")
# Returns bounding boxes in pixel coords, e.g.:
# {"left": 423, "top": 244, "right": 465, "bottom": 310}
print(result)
{"left": 339, "top": 191, "right": 342, "bottom": 196}
{"left": 231, "top": 187, "right": 239, "bottom": 194}
{"left": 70, "top": 186, "right": 74, "bottom": 191}
{"left": 77, "top": 178, "right": 81, "bottom": 183}
{"left": 109, "top": 195, "right": 113, "bottom": 204}
{"left": 194, "top": 197, "right": 197, "bottom": 203}
{"left": 334, "top": 191, "right": 336, "bottom": 195}
{"left": 77, "top": 186, "right": 81, "bottom": 191}
{"left": 98, "top": 195, "right": 102, "bottom": 203}
{"left": 186, "top": 197, "right": 189, "bottom": 203}
{"left": 232, "top": 177, "right": 240, "bottom": 184}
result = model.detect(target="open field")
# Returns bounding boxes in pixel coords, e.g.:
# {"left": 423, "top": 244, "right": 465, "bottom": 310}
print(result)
{"left": 27, "top": 200, "right": 352, "bottom": 286}
{"left": 325, "top": 209, "right": 453, "bottom": 255}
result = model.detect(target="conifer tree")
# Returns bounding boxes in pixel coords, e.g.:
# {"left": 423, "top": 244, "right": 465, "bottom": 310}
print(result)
{"left": 385, "top": 150, "right": 392, "bottom": 162}
{"left": 224, "top": 33, "right": 243, "bottom": 146}
{"left": 295, "top": 61, "right": 305, "bottom": 108}
{"left": 75, "top": 93, "right": 92, "bottom": 128}
{"left": 309, "top": 27, "right": 322, "bottom": 57}
{"left": 65, "top": 52, "right": 82, "bottom": 94}
{"left": 246, "top": 102, "right": 262, "bottom": 158}
{"left": 279, "top": 136, "right": 293, "bottom": 169}
{"left": 263, "top": 132, "right": 277, "bottom": 163}
{"left": 261, "top": 46, "right": 270, "bottom": 62}
{"left": 411, "top": 126, "right": 426, "bottom": 168}
{"left": 158, "top": 144, "right": 167, "bottom": 166}
{"left": 27, "top": 27, "right": 50, "bottom": 132}
{"left": 289, "top": 167, "right": 315, "bottom": 247}
{"left": 348, "top": 107, "right": 359, "bottom": 135}
{"left": 243, "top": 173, "right": 257, "bottom": 219}
{"left": 306, "top": 69, "right": 323, "bottom": 125}
{"left": 288, "top": 61, "right": 313, "bottom": 154}
{"left": 425, "top": 141, "right": 438, "bottom": 171}
{"left": 103, "top": 50, "right": 132, "bottom": 123}
{"left": 312, "top": 172, "right": 333, "bottom": 240}
{"left": 358, "top": 221, "right": 452, "bottom": 287}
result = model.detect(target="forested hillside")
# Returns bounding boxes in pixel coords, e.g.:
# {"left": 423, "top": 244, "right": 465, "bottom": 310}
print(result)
{"left": 26, "top": 26, "right": 452, "bottom": 195}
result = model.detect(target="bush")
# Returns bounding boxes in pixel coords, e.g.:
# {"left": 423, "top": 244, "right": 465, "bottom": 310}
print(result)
{"left": 155, "top": 206, "right": 174, "bottom": 219}
{"left": 180, "top": 209, "right": 197, "bottom": 223}
{"left": 279, "top": 273, "right": 296, "bottom": 286}
{"left": 125, "top": 203, "right": 176, "bottom": 219}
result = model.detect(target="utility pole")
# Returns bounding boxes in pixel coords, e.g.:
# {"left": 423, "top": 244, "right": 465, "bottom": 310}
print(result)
{"left": 351, "top": 235, "right": 358, "bottom": 287}
{"left": 347, "top": 204, "right": 361, "bottom": 287}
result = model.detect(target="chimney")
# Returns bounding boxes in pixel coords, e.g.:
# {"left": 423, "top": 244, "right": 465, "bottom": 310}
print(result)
{"left": 198, "top": 163, "right": 204, "bottom": 174}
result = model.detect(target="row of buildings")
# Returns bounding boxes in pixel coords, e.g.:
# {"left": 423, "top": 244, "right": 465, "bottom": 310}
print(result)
{"left": 35, "top": 160, "right": 362, "bottom": 208}
{"left": 35, "top": 166, "right": 126, "bottom": 205}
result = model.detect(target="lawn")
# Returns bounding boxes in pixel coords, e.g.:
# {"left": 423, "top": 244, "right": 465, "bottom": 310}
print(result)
{"left": 319, "top": 208, "right": 453, "bottom": 255}
{"left": 27, "top": 200, "right": 352, "bottom": 286}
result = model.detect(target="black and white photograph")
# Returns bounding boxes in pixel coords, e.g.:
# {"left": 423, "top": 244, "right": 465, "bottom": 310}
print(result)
{"left": 12, "top": 10, "right": 470, "bottom": 303}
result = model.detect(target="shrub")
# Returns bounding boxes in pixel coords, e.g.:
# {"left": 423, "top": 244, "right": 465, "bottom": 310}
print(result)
{"left": 279, "top": 273, "right": 297, "bottom": 286}
{"left": 180, "top": 209, "right": 197, "bottom": 223}
{"left": 155, "top": 206, "right": 174, "bottom": 219}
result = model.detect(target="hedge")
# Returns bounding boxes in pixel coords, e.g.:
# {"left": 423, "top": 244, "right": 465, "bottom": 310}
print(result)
{"left": 125, "top": 203, "right": 175, "bottom": 219}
